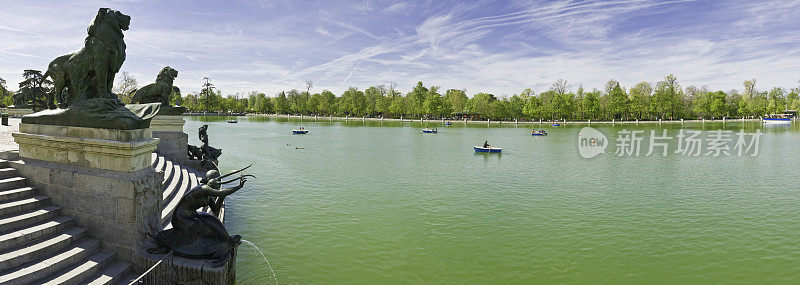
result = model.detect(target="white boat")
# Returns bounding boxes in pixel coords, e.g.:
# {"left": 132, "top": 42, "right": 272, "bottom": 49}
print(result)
{"left": 763, "top": 118, "right": 791, "bottom": 125}
{"left": 474, "top": 146, "right": 502, "bottom": 153}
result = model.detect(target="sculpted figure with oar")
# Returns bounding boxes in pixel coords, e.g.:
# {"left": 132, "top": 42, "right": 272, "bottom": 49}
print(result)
{"left": 148, "top": 165, "right": 254, "bottom": 267}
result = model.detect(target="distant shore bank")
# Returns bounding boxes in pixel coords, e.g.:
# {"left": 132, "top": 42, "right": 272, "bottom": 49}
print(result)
{"left": 244, "top": 113, "right": 770, "bottom": 125}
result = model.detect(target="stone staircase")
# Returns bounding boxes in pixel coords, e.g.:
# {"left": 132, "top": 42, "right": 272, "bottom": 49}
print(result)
{"left": 0, "top": 158, "right": 130, "bottom": 284}
{"left": 0, "top": 152, "right": 214, "bottom": 284}
{"left": 149, "top": 153, "right": 208, "bottom": 231}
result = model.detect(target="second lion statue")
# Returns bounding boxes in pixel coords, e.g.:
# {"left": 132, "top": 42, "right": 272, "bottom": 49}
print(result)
{"left": 130, "top": 66, "right": 178, "bottom": 106}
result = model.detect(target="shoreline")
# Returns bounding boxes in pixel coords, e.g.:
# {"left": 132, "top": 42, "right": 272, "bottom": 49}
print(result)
{"left": 244, "top": 113, "right": 770, "bottom": 125}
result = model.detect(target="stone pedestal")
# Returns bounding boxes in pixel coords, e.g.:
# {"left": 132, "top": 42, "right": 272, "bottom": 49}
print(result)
{"left": 13, "top": 123, "right": 158, "bottom": 172}
{"left": 11, "top": 123, "right": 163, "bottom": 263}
{"left": 150, "top": 115, "right": 189, "bottom": 164}
{"left": 132, "top": 247, "right": 237, "bottom": 284}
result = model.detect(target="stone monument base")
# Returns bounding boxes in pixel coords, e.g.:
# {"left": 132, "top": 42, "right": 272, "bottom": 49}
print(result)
{"left": 150, "top": 115, "right": 188, "bottom": 164}
{"left": 132, "top": 246, "right": 236, "bottom": 284}
{"left": 13, "top": 123, "right": 158, "bottom": 172}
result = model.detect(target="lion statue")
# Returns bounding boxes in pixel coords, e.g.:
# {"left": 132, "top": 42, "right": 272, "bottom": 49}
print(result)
{"left": 41, "top": 8, "right": 130, "bottom": 108}
{"left": 130, "top": 66, "right": 178, "bottom": 105}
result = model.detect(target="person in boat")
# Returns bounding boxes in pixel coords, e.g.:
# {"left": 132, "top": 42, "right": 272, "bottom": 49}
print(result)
{"left": 483, "top": 140, "right": 490, "bottom": 148}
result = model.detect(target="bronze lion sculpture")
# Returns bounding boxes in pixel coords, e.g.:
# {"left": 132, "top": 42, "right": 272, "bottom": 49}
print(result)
{"left": 130, "top": 66, "right": 178, "bottom": 105}
{"left": 42, "top": 8, "right": 130, "bottom": 108}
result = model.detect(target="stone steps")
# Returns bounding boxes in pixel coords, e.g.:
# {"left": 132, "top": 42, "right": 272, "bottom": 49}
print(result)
{"left": 161, "top": 166, "right": 191, "bottom": 229}
{"left": 0, "top": 238, "right": 100, "bottom": 284}
{"left": 0, "top": 186, "right": 36, "bottom": 203}
{"left": 0, "top": 176, "right": 27, "bottom": 192}
{"left": 0, "top": 215, "right": 75, "bottom": 251}
{"left": 162, "top": 164, "right": 182, "bottom": 202}
{"left": 0, "top": 168, "right": 133, "bottom": 284}
{"left": 0, "top": 205, "right": 61, "bottom": 233}
{"left": 0, "top": 195, "right": 50, "bottom": 217}
{"left": 36, "top": 250, "right": 117, "bottom": 285}
{"left": 0, "top": 168, "right": 18, "bottom": 180}
{"left": 84, "top": 261, "right": 131, "bottom": 284}
{"left": 0, "top": 226, "right": 86, "bottom": 271}
{"left": 151, "top": 154, "right": 207, "bottom": 231}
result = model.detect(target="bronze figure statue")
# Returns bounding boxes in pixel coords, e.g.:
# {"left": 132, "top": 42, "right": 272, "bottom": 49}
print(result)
{"left": 188, "top": 124, "right": 222, "bottom": 170}
{"left": 148, "top": 166, "right": 253, "bottom": 267}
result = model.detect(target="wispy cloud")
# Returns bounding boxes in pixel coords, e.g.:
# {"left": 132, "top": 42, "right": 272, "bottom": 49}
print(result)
{"left": 381, "top": 2, "right": 411, "bottom": 15}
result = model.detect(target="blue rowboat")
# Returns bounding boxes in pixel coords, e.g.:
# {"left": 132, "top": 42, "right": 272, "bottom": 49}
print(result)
{"left": 551, "top": 123, "right": 560, "bottom": 127}
{"left": 292, "top": 129, "right": 308, "bottom": 134}
{"left": 227, "top": 120, "right": 238, "bottom": 123}
{"left": 444, "top": 122, "right": 452, "bottom": 126}
{"left": 474, "top": 146, "right": 502, "bottom": 153}
{"left": 763, "top": 118, "right": 791, "bottom": 125}
{"left": 531, "top": 131, "right": 547, "bottom": 136}
{"left": 423, "top": 128, "right": 438, "bottom": 133}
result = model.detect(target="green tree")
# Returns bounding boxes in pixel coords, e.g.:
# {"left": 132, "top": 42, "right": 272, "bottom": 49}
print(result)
{"left": 508, "top": 94, "right": 525, "bottom": 119}
{"left": 768, "top": 87, "right": 787, "bottom": 114}
{"left": 628, "top": 82, "right": 652, "bottom": 120}
{"left": 273, "top": 91, "right": 290, "bottom": 114}
{"left": 17, "top": 69, "right": 52, "bottom": 110}
{"left": 445, "top": 89, "right": 468, "bottom": 114}
{"left": 389, "top": 95, "right": 405, "bottom": 117}
{"left": 607, "top": 81, "right": 629, "bottom": 119}
{"left": 582, "top": 90, "right": 601, "bottom": 120}
{"left": 423, "top": 86, "right": 445, "bottom": 118}
{"left": 408, "top": 82, "right": 428, "bottom": 117}
{"left": 653, "top": 74, "right": 681, "bottom": 119}
{"left": 522, "top": 92, "right": 541, "bottom": 119}
{"left": 469, "top": 92, "right": 496, "bottom": 119}
{"left": 199, "top": 77, "right": 216, "bottom": 112}
{"left": 113, "top": 71, "right": 137, "bottom": 103}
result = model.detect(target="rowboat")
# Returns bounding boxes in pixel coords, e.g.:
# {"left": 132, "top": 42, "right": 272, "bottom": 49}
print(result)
{"left": 474, "top": 146, "right": 502, "bottom": 153}
{"left": 551, "top": 123, "right": 560, "bottom": 127}
{"left": 531, "top": 130, "right": 547, "bottom": 136}
{"left": 423, "top": 128, "right": 438, "bottom": 133}
{"left": 444, "top": 122, "right": 452, "bottom": 126}
{"left": 227, "top": 120, "right": 238, "bottom": 123}
{"left": 292, "top": 129, "right": 308, "bottom": 134}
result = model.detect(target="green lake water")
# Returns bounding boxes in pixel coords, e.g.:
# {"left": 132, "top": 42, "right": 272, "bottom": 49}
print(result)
{"left": 184, "top": 116, "right": 800, "bottom": 284}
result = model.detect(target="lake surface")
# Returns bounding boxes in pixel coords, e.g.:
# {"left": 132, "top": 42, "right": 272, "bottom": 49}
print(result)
{"left": 184, "top": 116, "right": 800, "bottom": 284}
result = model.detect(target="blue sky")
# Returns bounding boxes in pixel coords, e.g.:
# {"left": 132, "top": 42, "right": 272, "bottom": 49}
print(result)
{"left": 0, "top": 0, "right": 798, "bottom": 97}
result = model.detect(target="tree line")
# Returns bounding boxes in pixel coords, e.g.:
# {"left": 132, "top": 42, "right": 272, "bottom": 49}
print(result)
{"left": 2, "top": 72, "right": 798, "bottom": 121}
{"left": 180, "top": 75, "right": 799, "bottom": 121}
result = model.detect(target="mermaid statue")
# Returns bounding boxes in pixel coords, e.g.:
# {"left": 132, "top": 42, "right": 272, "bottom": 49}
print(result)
{"left": 148, "top": 165, "right": 253, "bottom": 267}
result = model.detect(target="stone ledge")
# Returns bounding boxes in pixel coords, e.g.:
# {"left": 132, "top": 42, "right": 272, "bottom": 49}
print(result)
{"left": 150, "top": 115, "right": 185, "bottom": 133}
{"left": 19, "top": 123, "right": 152, "bottom": 142}
{"left": 13, "top": 132, "right": 158, "bottom": 172}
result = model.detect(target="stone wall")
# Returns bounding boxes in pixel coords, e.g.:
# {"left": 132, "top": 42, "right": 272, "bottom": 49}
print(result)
{"left": 153, "top": 131, "right": 188, "bottom": 164}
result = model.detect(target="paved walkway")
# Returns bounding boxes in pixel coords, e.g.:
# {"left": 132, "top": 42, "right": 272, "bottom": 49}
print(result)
{"left": 0, "top": 118, "right": 20, "bottom": 152}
